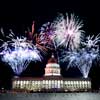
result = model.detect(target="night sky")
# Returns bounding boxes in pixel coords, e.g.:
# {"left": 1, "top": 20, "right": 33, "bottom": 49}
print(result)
{"left": 0, "top": 0, "right": 100, "bottom": 89}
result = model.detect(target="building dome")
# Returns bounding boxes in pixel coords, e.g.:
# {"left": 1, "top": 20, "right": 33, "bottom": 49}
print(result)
{"left": 45, "top": 54, "right": 61, "bottom": 76}
{"left": 48, "top": 54, "right": 57, "bottom": 63}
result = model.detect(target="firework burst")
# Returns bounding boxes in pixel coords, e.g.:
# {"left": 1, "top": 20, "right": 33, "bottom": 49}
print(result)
{"left": 78, "top": 48, "right": 99, "bottom": 78}
{"left": 78, "top": 34, "right": 100, "bottom": 78}
{"left": 38, "top": 21, "right": 62, "bottom": 62}
{"left": 37, "top": 22, "right": 54, "bottom": 50}
{"left": 81, "top": 33, "right": 100, "bottom": 48}
{"left": 61, "top": 48, "right": 99, "bottom": 78}
{"left": 60, "top": 50, "right": 80, "bottom": 69}
{"left": 0, "top": 31, "right": 42, "bottom": 75}
{"left": 61, "top": 34, "right": 100, "bottom": 78}
{"left": 53, "top": 13, "right": 84, "bottom": 51}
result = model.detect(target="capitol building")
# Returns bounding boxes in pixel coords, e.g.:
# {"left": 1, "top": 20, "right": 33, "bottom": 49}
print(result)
{"left": 12, "top": 54, "right": 91, "bottom": 92}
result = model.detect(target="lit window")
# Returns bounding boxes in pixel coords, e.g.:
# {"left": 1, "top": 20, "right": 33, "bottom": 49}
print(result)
{"left": 45, "top": 80, "right": 48, "bottom": 84}
{"left": 82, "top": 81, "right": 84, "bottom": 84}
{"left": 17, "top": 81, "right": 20, "bottom": 84}
{"left": 52, "top": 80, "right": 54, "bottom": 84}
{"left": 87, "top": 81, "right": 90, "bottom": 84}
{"left": 49, "top": 80, "right": 51, "bottom": 84}
{"left": 32, "top": 81, "right": 34, "bottom": 84}
{"left": 76, "top": 81, "right": 78, "bottom": 84}
{"left": 21, "top": 81, "right": 23, "bottom": 84}
{"left": 26, "top": 81, "right": 29, "bottom": 84}
{"left": 54, "top": 80, "right": 58, "bottom": 88}
{"left": 84, "top": 81, "right": 87, "bottom": 84}
{"left": 57, "top": 80, "right": 60, "bottom": 88}
{"left": 34, "top": 81, "right": 36, "bottom": 84}
{"left": 48, "top": 80, "right": 51, "bottom": 88}
{"left": 38, "top": 81, "right": 40, "bottom": 85}
{"left": 67, "top": 81, "right": 70, "bottom": 84}
{"left": 60, "top": 80, "right": 63, "bottom": 84}
{"left": 55, "top": 80, "right": 57, "bottom": 84}
{"left": 35, "top": 80, "right": 38, "bottom": 84}
{"left": 79, "top": 81, "right": 82, "bottom": 85}
{"left": 43, "top": 80, "right": 45, "bottom": 84}
{"left": 23, "top": 81, "right": 26, "bottom": 84}
{"left": 58, "top": 80, "right": 60, "bottom": 84}
{"left": 70, "top": 81, "right": 73, "bottom": 85}
{"left": 64, "top": 81, "right": 67, "bottom": 85}
{"left": 73, "top": 81, "right": 76, "bottom": 84}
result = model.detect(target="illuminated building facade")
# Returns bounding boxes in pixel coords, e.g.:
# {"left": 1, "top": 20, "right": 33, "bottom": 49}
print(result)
{"left": 12, "top": 54, "right": 91, "bottom": 92}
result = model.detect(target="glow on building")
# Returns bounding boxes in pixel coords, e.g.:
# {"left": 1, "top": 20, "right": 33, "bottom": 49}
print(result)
{"left": 12, "top": 54, "right": 91, "bottom": 92}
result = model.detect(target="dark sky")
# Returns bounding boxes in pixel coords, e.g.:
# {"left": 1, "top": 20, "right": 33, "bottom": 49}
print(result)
{"left": 0, "top": 0, "right": 100, "bottom": 33}
{"left": 0, "top": 0, "right": 100, "bottom": 89}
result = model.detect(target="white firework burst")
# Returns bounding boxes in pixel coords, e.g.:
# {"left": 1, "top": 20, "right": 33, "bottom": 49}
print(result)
{"left": 0, "top": 31, "right": 42, "bottom": 75}
{"left": 81, "top": 33, "right": 100, "bottom": 48}
{"left": 53, "top": 13, "right": 84, "bottom": 50}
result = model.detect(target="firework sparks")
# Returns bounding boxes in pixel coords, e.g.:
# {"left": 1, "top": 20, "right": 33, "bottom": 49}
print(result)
{"left": 53, "top": 13, "right": 84, "bottom": 50}
{"left": 78, "top": 48, "right": 99, "bottom": 78}
{"left": 1, "top": 45, "right": 41, "bottom": 75}
{"left": 61, "top": 47, "right": 99, "bottom": 78}
{"left": 38, "top": 21, "right": 61, "bottom": 62}
{"left": 60, "top": 50, "right": 80, "bottom": 69}
{"left": 0, "top": 31, "right": 42, "bottom": 75}
{"left": 37, "top": 22, "right": 54, "bottom": 50}
{"left": 61, "top": 34, "right": 100, "bottom": 78}
{"left": 78, "top": 34, "right": 100, "bottom": 78}
{"left": 0, "top": 17, "right": 100, "bottom": 78}
{"left": 81, "top": 33, "right": 100, "bottom": 48}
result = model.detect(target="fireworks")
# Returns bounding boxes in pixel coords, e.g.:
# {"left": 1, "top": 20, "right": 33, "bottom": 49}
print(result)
{"left": 37, "top": 22, "right": 54, "bottom": 50}
{"left": 81, "top": 34, "right": 100, "bottom": 48}
{"left": 78, "top": 48, "right": 98, "bottom": 78}
{"left": 0, "top": 32, "right": 42, "bottom": 75}
{"left": 1, "top": 45, "right": 41, "bottom": 75}
{"left": 61, "top": 34, "right": 100, "bottom": 78}
{"left": 53, "top": 13, "right": 84, "bottom": 51}
{"left": 38, "top": 13, "right": 84, "bottom": 62}
{"left": 61, "top": 48, "right": 99, "bottom": 78}
{"left": 38, "top": 21, "right": 61, "bottom": 62}
{"left": 78, "top": 34, "right": 100, "bottom": 78}
{"left": 61, "top": 50, "right": 80, "bottom": 69}
{"left": 0, "top": 12, "right": 100, "bottom": 78}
